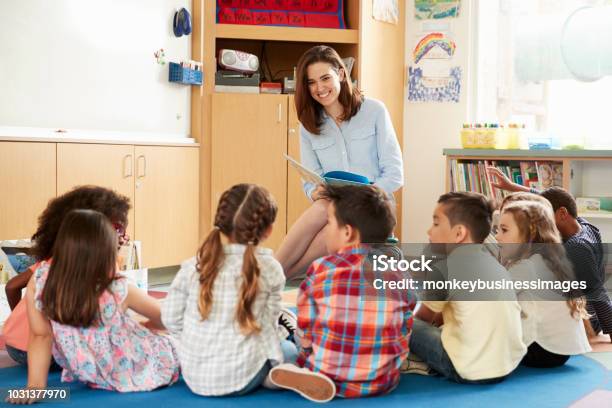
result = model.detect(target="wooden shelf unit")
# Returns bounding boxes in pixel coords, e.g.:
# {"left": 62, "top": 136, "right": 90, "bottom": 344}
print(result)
{"left": 215, "top": 24, "right": 359, "bottom": 44}
{"left": 192, "top": 0, "right": 406, "bottom": 240}
{"left": 444, "top": 149, "right": 612, "bottom": 190}
{"left": 444, "top": 149, "right": 612, "bottom": 240}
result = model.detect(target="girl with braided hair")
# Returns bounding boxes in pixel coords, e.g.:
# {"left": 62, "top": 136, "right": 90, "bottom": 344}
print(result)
{"left": 161, "top": 183, "right": 300, "bottom": 396}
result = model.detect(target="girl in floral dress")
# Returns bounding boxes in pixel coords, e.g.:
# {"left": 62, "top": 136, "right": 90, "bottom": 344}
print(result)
{"left": 10, "top": 209, "right": 179, "bottom": 403}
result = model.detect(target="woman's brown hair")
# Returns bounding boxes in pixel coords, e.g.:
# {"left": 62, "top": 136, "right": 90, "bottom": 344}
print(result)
{"left": 196, "top": 184, "right": 277, "bottom": 335}
{"left": 42, "top": 209, "right": 118, "bottom": 327}
{"left": 31, "top": 185, "right": 130, "bottom": 261}
{"left": 502, "top": 201, "right": 587, "bottom": 318}
{"left": 295, "top": 45, "right": 363, "bottom": 134}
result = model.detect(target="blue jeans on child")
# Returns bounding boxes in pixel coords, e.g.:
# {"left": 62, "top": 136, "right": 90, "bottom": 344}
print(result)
{"left": 6, "top": 345, "right": 63, "bottom": 372}
{"left": 409, "top": 318, "right": 507, "bottom": 384}
{"left": 229, "top": 340, "right": 298, "bottom": 396}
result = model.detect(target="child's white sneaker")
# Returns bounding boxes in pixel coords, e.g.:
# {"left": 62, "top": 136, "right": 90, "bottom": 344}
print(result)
{"left": 269, "top": 363, "right": 336, "bottom": 403}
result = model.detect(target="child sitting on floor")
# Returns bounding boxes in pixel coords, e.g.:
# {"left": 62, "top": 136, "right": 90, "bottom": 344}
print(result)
{"left": 162, "top": 184, "right": 297, "bottom": 396}
{"left": 3, "top": 185, "right": 131, "bottom": 368}
{"left": 8, "top": 209, "right": 178, "bottom": 404}
{"left": 269, "top": 184, "right": 416, "bottom": 402}
{"left": 497, "top": 199, "right": 591, "bottom": 367}
{"left": 410, "top": 192, "right": 526, "bottom": 384}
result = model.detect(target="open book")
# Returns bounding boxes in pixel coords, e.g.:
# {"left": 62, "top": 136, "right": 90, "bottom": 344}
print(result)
{"left": 284, "top": 154, "right": 371, "bottom": 186}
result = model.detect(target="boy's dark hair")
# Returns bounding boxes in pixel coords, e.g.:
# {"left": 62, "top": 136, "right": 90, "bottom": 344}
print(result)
{"left": 438, "top": 192, "right": 494, "bottom": 243}
{"left": 31, "top": 186, "right": 131, "bottom": 261}
{"left": 540, "top": 187, "right": 577, "bottom": 218}
{"left": 320, "top": 184, "right": 395, "bottom": 243}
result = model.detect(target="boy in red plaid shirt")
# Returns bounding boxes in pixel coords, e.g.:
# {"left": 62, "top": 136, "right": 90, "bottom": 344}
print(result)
{"left": 269, "top": 185, "right": 416, "bottom": 402}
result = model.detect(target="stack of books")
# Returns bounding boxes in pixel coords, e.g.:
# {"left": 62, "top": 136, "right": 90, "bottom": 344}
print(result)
{"left": 449, "top": 160, "right": 563, "bottom": 201}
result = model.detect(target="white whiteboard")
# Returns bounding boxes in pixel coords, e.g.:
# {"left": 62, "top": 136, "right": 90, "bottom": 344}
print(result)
{"left": 0, "top": 0, "right": 192, "bottom": 137}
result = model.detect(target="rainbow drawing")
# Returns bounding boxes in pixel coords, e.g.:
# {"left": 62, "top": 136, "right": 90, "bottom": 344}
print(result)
{"left": 413, "top": 32, "right": 456, "bottom": 64}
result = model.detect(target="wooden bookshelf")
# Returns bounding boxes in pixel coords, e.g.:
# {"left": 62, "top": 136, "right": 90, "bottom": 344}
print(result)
{"left": 443, "top": 149, "right": 612, "bottom": 159}
{"left": 215, "top": 24, "right": 359, "bottom": 44}
{"left": 444, "top": 150, "right": 612, "bottom": 231}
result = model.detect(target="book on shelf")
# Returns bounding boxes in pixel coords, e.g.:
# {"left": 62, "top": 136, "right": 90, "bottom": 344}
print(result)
{"left": 449, "top": 159, "right": 564, "bottom": 201}
{"left": 535, "top": 161, "right": 563, "bottom": 189}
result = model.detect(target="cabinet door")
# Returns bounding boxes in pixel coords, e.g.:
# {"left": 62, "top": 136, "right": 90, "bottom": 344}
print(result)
{"left": 0, "top": 142, "right": 56, "bottom": 240}
{"left": 211, "top": 93, "right": 288, "bottom": 249}
{"left": 286, "top": 95, "right": 312, "bottom": 230}
{"left": 57, "top": 144, "right": 135, "bottom": 239}
{"left": 134, "top": 146, "right": 199, "bottom": 268}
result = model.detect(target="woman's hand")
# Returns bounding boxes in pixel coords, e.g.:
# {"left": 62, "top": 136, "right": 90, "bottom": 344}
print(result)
{"left": 486, "top": 167, "right": 529, "bottom": 192}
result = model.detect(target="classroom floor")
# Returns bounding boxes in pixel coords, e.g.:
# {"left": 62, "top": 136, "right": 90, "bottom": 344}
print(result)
{"left": 1, "top": 289, "right": 611, "bottom": 407}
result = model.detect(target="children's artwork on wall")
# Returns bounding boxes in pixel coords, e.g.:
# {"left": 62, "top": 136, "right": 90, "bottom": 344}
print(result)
{"left": 408, "top": 66, "right": 462, "bottom": 103}
{"left": 415, "top": 0, "right": 461, "bottom": 20}
{"left": 408, "top": 31, "right": 461, "bottom": 103}
{"left": 413, "top": 32, "right": 456, "bottom": 64}
{"left": 373, "top": 0, "right": 399, "bottom": 24}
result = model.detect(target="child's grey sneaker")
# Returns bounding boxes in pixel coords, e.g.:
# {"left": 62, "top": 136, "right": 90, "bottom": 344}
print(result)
{"left": 269, "top": 363, "right": 336, "bottom": 403}
{"left": 401, "top": 352, "right": 434, "bottom": 376}
{"left": 277, "top": 307, "right": 297, "bottom": 341}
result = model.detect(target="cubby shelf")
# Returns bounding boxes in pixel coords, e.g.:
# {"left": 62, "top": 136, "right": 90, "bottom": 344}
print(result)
{"left": 215, "top": 24, "right": 359, "bottom": 44}
{"left": 579, "top": 212, "right": 612, "bottom": 219}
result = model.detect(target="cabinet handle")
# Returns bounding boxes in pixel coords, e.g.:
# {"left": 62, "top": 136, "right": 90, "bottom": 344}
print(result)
{"left": 288, "top": 128, "right": 296, "bottom": 134}
{"left": 137, "top": 155, "right": 147, "bottom": 178}
{"left": 277, "top": 103, "right": 282, "bottom": 123}
{"left": 123, "top": 154, "right": 133, "bottom": 178}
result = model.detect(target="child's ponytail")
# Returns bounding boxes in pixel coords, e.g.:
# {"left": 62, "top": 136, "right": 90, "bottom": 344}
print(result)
{"left": 233, "top": 186, "right": 277, "bottom": 335}
{"left": 197, "top": 226, "right": 224, "bottom": 320}
{"left": 236, "top": 242, "right": 261, "bottom": 335}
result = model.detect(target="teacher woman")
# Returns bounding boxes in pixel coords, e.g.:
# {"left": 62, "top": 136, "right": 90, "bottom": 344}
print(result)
{"left": 275, "top": 45, "right": 404, "bottom": 278}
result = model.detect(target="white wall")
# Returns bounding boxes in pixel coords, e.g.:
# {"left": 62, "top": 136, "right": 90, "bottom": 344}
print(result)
{"left": 0, "top": 0, "right": 192, "bottom": 137}
{"left": 402, "top": 0, "right": 477, "bottom": 242}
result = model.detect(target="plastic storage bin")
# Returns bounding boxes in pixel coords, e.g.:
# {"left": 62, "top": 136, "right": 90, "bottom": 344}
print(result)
{"left": 460, "top": 124, "right": 502, "bottom": 149}
{"left": 169, "top": 62, "right": 202, "bottom": 85}
{"left": 528, "top": 135, "right": 553, "bottom": 150}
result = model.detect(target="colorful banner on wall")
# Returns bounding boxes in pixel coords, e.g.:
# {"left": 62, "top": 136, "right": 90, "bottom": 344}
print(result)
{"left": 415, "top": 0, "right": 461, "bottom": 20}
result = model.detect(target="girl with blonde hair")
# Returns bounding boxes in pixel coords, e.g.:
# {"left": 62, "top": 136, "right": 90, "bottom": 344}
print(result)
{"left": 497, "top": 200, "right": 591, "bottom": 368}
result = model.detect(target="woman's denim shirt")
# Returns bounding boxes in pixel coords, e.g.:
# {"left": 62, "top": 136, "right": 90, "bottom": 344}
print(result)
{"left": 300, "top": 97, "right": 404, "bottom": 199}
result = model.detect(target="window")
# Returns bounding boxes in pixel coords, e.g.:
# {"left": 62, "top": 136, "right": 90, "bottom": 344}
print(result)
{"left": 475, "top": 0, "right": 612, "bottom": 148}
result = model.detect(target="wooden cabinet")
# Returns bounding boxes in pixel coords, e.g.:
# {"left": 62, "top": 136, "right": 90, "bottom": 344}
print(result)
{"left": 211, "top": 93, "right": 288, "bottom": 249}
{"left": 287, "top": 95, "right": 311, "bottom": 230}
{"left": 0, "top": 142, "right": 56, "bottom": 240}
{"left": 57, "top": 144, "right": 136, "bottom": 238}
{"left": 1, "top": 141, "right": 200, "bottom": 268}
{"left": 58, "top": 143, "right": 199, "bottom": 268}
{"left": 134, "top": 146, "right": 199, "bottom": 268}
